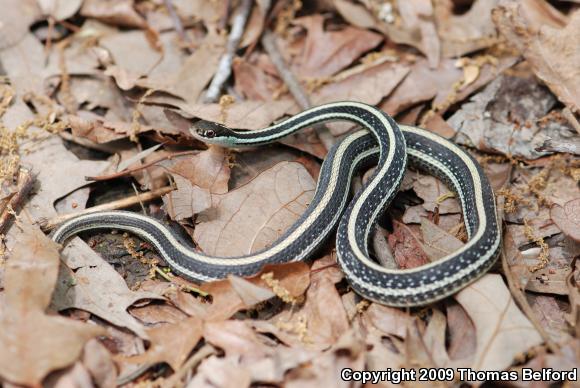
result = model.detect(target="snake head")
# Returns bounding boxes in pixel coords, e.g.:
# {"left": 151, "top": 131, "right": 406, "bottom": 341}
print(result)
{"left": 190, "top": 120, "right": 236, "bottom": 146}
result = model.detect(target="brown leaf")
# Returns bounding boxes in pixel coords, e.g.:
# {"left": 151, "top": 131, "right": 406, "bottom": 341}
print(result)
{"left": 291, "top": 14, "right": 383, "bottom": 78}
{"left": 171, "top": 146, "right": 230, "bottom": 195}
{"left": 397, "top": 0, "right": 440, "bottom": 68}
{"left": 194, "top": 161, "right": 315, "bottom": 256}
{"left": 413, "top": 174, "right": 461, "bottom": 214}
{"left": 446, "top": 301, "right": 477, "bottom": 360}
{"left": 363, "top": 304, "right": 413, "bottom": 338}
{"left": 52, "top": 238, "right": 162, "bottom": 339}
{"left": 0, "top": 0, "right": 40, "bottom": 50}
{"left": 387, "top": 220, "right": 431, "bottom": 269}
{"left": 420, "top": 218, "right": 465, "bottom": 261}
{"left": 453, "top": 274, "right": 543, "bottom": 370}
{"left": 269, "top": 265, "right": 350, "bottom": 350}
{"left": 182, "top": 99, "right": 298, "bottom": 130}
{"left": 551, "top": 198, "right": 580, "bottom": 242}
{"left": 494, "top": 2, "right": 579, "bottom": 112}
{"left": 0, "top": 222, "right": 103, "bottom": 386}
{"left": 82, "top": 339, "right": 117, "bottom": 388}
{"left": 173, "top": 262, "right": 310, "bottom": 322}
{"left": 37, "top": 0, "right": 82, "bottom": 20}
{"left": 80, "top": 0, "right": 147, "bottom": 28}
{"left": 382, "top": 56, "right": 517, "bottom": 116}
{"left": 435, "top": 0, "right": 499, "bottom": 57}
{"left": 233, "top": 57, "right": 283, "bottom": 101}
{"left": 122, "top": 316, "right": 203, "bottom": 371}
{"left": 311, "top": 62, "right": 410, "bottom": 106}
{"left": 449, "top": 75, "right": 570, "bottom": 159}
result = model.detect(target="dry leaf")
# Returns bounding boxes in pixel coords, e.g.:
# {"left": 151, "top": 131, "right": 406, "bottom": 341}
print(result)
{"left": 122, "top": 316, "right": 203, "bottom": 371}
{"left": 0, "top": 0, "right": 39, "bottom": 49}
{"left": 52, "top": 238, "right": 162, "bottom": 339}
{"left": 312, "top": 62, "right": 410, "bottom": 106}
{"left": 413, "top": 174, "right": 461, "bottom": 214}
{"left": 181, "top": 99, "right": 298, "bottom": 130}
{"left": 291, "top": 14, "right": 383, "bottom": 78}
{"left": 454, "top": 274, "right": 543, "bottom": 370}
{"left": 449, "top": 75, "right": 573, "bottom": 159}
{"left": 387, "top": 220, "right": 431, "bottom": 269}
{"left": 194, "top": 161, "right": 315, "bottom": 256}
{"left": 550, "top": 198, "right": 580, "bottom": 242}
{"left": 0, "top": 222, "right": 103, "bottom": 386}
{"left": 435, "top": 0, "right": 499, "bottom": 57}
{"left": 494, "top": 2, "right": 579, "bottom": 112}
{"left": 80, "top": 0, "right": 147, "bottom": 28}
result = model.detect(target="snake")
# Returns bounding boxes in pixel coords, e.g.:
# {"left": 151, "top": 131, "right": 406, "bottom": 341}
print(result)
{"left": 51, "top": 102, "right": 501, "bottom": 306}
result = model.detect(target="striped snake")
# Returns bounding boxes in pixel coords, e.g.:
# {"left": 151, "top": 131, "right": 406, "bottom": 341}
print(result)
{"left": 52, "top": 102, "right": 501, "bottom": 306}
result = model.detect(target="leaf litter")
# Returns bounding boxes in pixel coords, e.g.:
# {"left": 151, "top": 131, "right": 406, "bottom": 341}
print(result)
{"left": 0, "top": 0, "right": 579, "bottom": 386}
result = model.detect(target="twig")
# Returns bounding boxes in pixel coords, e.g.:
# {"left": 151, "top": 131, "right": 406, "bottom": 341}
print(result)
{"left": 0, "top": 168, "right": 35, "bottom": 235}
{"left": 86, "top": 150, "right": 198, "bottom": 182}
{"left": 204, "top": 0, "right": 254, "bottom": 103}
{"left": 163, "top": 0, "right": 193, "bottom": 53}
{"left": 260, "top": 29, "right": 334, "bottom": 151}
{"left": 40, "top": 186, "right": 174, "bottom": 231}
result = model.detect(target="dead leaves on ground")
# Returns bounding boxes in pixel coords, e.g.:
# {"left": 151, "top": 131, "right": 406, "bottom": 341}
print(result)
{"left": 0, "top": 0, "right": 579, "bottom": 386}
{"left": 0, "top": 222, "right": 103, "bottom": 386}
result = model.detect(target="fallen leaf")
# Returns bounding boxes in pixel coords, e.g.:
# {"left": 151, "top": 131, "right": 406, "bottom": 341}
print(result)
{"left": 0, "top": 222, "right": 103, "bottom": 386}
{"left": 413, "top": 174, "right": 461, "bottom": 214}
{"left": 454, "top": 274, "right": 543, "bottom": 370}
{"left": 550, "top": 198, "right": 580, "bottom": 242}
{"left": 180, "top": 99, "right": 298, "bottom": 130}
{"left": 446, "top": 300, "right": 477, "bottom": 360}
{"left": 529, "top": 294, "right": 572, "bottom": 345}
{"left": 82, "top": 339, "right": 117, "bottom": 388}
{"left": 194, "top": 161, "right": 315, "bottom": 256}
{"left": 420, "top": 218, "right": 465, "bottom": 261}
{"left": 363, "top": 303, "right": 413, "bottom": 338}
{"left": 435, "top": 0, "right": 499, "bottom": 57}
{"left": 80, "top": 0, "right": 147, "bottom": 28}
{"left": 170, "top": 262, "right": 310, "bottom": 322}
{"left": 188, "top": 355, "right": 252, "bottom": 388}
{"left": 397, "top": 0, "right": 440, "bottom": 68}
{"left": 122, "top": 316, "right": 203, "bottom": 371}
{"left": 51, "top": 238, "right": 162, "bottom": 339}
{"left": 0, "top": 0, "right": 40, "bottom": 50}
{"left": 494, "top": 2, "right": 579, "bottom": 112}
{"left": 269, "top": 262, "right": 350, "bottom": 350}
{"left": 449, "top": 75, "right": 572, "bottom": 159}
{"left": 387, "top": 220, "right": 431, "bottom": 269}
{"left": 291, "top": 14, "right": 383, "bottom": 78}
{"left": 37, "top": 0, "right": 83, "bottom": 20}
{"left": 312, "top": 62, "right": 410, "bottom": 106}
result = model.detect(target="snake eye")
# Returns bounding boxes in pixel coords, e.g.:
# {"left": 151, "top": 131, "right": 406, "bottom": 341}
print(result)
{"left": 203, "top": 129, "right": 216, "bottom": 138}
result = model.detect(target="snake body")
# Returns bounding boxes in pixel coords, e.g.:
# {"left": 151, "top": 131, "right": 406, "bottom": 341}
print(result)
{"left": 52, "top": 102, "right": 500, "bottom": 306}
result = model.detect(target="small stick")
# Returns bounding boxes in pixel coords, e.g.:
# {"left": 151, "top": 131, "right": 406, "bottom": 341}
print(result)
{"left": 86, "top": 150, "right": 198, "bottom": 182}
{"left": 41, "top": 186, "right": 174, "bottom": 231}
{"left": 0, "top": 169, "right": 35, "bottom": 235}
{"left": 204, "top": 0, "right": 254, "bottom": 102}
{"left": 163, "top": 0, "right": 193, "bottom": 53}
{"left": 260, "top": 29, "right": 334, "bottom": 151}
